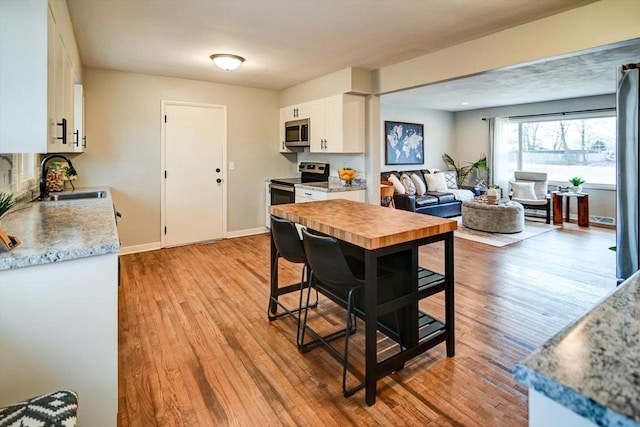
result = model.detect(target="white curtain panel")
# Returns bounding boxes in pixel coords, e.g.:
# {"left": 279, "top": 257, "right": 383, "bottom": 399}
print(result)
{"left": 488, "top": 117, "right": 514, "bottom": 194}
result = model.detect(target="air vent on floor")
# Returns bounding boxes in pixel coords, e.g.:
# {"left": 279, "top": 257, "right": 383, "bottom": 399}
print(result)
{"left": 589, "top": 215, "right": 615, "bottom": 225}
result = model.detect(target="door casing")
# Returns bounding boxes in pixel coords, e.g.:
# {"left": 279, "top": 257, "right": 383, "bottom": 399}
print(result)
{"left": 160, "top": 100, "right": 228, "bottom": 247}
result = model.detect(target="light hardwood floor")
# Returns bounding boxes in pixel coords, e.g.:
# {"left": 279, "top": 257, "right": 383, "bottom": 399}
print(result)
{"left": 117, "top": 222, "right": 617, "bottom": 426}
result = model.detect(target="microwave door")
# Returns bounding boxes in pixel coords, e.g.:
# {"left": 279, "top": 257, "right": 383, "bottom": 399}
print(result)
{"left": 285, "top": 125, "right": 300, "bottom": 143}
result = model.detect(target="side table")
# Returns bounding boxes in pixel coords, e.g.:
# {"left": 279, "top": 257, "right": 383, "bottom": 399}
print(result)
{"left": 552, "top": 191, "right": 589, "bottom": 227}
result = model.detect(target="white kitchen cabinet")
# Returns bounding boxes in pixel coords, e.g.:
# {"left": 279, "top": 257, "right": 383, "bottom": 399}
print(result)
{"left": 295, "top": 187, "right": 365, "bottom": 203}
{"left": 307, "top": 98, "right": 326, "bottom": 152}
{"left": 0, "top": 1, "right": 79, "bottom": 153}
{"left": 278, "top": 103, "right": 310, "bottom": 153}
{"left": 73, "top": 84, "right": 85, "bottom": 152}
{"left": 50, "top": 37, "right": 76, "bottom": 153}
{"left": 278, "top": 108, "right": 295, "bottom": 153}
{"left": 62, "top": 50, "right": 76, "bottom": 152}
{"left": 265, "top": 180, "right": 271, "bottom": 228}
{"left": 309, "top": 94, "right": 365, "bottom": 153}
{"left": 0, "top": 253, "right": 119, "bottom": 426}
{"left": 281, "top": 104, "right": 308, "bottom": 122}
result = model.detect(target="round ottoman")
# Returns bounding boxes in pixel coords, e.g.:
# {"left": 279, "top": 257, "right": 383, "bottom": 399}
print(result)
{"left": 462, "top": 200, "right": 524, "bottom": 233}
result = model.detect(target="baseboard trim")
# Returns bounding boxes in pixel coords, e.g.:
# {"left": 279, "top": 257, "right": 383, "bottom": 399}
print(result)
{"left": 119, "top": 242, "right": 162, "bottom": 255}
{"left": 119, "top": 229, "right": 268, "bottom": 255}
{"left": 226, "top": 227, "right": 269, "bottom": 239}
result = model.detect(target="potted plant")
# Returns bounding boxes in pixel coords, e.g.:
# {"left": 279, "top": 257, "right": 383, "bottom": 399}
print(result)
{"left": 0, "top": 192, "right": 17, "bottom": 222}
{"left": 442, "top": 153, "right": 488, "bottom": 187}
{"left": 569, "top": 177, "right": 585, "bottom": 193}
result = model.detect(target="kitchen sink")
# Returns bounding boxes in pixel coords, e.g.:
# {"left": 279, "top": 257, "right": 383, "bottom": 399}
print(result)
{"left": 41, "top": 190, "right": 106, "bottom": 201}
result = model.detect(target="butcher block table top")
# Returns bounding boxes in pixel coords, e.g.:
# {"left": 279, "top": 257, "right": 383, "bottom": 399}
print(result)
{"left": 269, "top": 199, "right": 457, "bottom": 250}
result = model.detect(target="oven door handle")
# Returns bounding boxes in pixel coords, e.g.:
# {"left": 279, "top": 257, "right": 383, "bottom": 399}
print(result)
{"left": 270, "top": 183, "right": 295, "bottom": 193}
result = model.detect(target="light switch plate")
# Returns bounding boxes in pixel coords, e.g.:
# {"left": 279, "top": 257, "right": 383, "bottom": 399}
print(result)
{"left": 229, "top": 162, "right": 235, "bottom": 170}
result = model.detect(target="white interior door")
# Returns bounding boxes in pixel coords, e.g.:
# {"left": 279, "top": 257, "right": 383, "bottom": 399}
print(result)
{"left": 163, "top": 103, "right": 225, "bottom": 247}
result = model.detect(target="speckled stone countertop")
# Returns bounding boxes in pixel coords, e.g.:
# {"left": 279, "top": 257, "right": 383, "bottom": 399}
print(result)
{"left": 295, "top": 182, "right": 366, "bottom": 192}
{"left": 0, "top": 187, "right": 120, "bottom": 270}
{"left": 514, "top": 271, "right": 640, "bottom": 426}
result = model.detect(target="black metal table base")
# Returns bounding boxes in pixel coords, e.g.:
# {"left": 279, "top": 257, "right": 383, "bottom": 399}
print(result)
{"left": 269, "top": 230, "right": 455, "bottom": 405}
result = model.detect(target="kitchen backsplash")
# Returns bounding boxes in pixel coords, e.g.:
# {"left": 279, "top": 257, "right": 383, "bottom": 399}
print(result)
{"left": 297, "top": 151, "right": 365, "bottom": 178}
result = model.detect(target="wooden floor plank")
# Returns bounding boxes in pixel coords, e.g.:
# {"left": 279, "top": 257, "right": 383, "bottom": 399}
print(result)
{"left": 118, "top": 222, "right": 616, "bottom": 426}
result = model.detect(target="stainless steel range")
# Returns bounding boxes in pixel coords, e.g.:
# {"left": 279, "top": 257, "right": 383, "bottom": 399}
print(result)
{"left": 269, "top": 161, "right": 330, "bottom": 206}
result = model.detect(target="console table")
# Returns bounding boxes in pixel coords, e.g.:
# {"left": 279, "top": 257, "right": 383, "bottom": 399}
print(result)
{"left": 269, "top": 199, "right": 457, "bottom": 405}
{"left": 552, "top": 191, "right": 589, "bottom": 227}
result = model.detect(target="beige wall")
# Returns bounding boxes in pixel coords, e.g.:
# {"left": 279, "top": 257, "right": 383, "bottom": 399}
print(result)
{"left": 74, "top": 69, "right": 294, "bottom": 250}
{"left": 71, "top": 1, "right": 639, "bottom": 248}
{"left": 380, "top": 104, "right": 455, "bottom": 173}
{"left": 453, "top": 94, "right": 617, "bottom": 221}
{"left": 362, "top": 0, "right": 640, "bottom": 200}
{"left": 373, "top": 0, "right": 640, "bottom": 95}
{"left": 279, "top": 67, "right": 372, "bottom": 107}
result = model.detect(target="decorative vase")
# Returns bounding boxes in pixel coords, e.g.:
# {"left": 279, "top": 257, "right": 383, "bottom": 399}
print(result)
{"left": 486, "top": 187, "right": 498, "bottom": 203}
{"left": 570, "top": 185, "right": 582, "bottom": 193}
{"left": 46, "top": 169, "right": 64, "bottom": 192}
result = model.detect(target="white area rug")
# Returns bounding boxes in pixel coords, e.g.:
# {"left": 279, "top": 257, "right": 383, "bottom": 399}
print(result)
{"left": 453, "top": 216, "right": 557, "bottom": 247}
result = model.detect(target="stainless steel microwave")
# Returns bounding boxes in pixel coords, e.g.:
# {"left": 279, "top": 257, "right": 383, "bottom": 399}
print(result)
{"left": 284, "top": 118, "right": 309, "bottom": 147}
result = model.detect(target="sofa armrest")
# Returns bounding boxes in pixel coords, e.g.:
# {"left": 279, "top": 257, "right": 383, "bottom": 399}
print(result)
{"left": 393, "top": 194, "right": 416, "bottom": 211}
{"left": 460, "top": 185, "right": 482, "bottom": 196}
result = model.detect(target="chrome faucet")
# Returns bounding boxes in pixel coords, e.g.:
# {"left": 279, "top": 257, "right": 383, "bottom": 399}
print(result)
{"left": 39, "top": 154, "right": 78, "bottom": 200}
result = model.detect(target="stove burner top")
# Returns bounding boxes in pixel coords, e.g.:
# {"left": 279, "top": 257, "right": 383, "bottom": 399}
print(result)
{"left": 270, "top": 177, "right": 302, "bottom": 186}
{"left": 269, "top": 162, "right": 330, "bottom": 187}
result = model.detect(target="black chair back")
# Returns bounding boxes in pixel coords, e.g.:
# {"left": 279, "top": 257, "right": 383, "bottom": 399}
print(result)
{"left": 270, "top": 215, "right": 306, "bottom": 264}
{"left": 302, "top": 229, "right": 361, "bottom": 289}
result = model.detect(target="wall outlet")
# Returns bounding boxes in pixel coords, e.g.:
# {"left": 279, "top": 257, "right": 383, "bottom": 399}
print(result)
{"left": 229, "top": 162, "right": 235, "bottom": 170}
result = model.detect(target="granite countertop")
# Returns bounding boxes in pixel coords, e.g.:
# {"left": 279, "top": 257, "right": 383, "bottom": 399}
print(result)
{"left": 295, "top": 181, "right": 366, "bottom": 193}
{"left": 0, "top": 187, "right": 120, "bottom": 270}
{"left": 514, "top": 271, "right": 640, "bottom": 426}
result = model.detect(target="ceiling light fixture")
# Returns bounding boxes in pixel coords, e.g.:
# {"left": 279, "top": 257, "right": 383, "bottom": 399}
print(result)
{"left": 210, "top": 54, "right": 245, "bottom": 71}
{"left": 461, "top": 102, "right": 469, "bottom": 106}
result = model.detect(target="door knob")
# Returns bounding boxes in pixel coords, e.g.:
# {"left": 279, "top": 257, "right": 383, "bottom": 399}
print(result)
{"left": 216, "top": 178, "right": 222, "bottom": 183}
{"left": 216, "top": 168, "right": 221, "bottom": 173}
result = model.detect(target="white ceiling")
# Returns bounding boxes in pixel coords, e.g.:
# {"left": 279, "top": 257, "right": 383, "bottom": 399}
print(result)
{"left": 382, "top": 41, "right": 640, "bottom": 111}
{"left": 66, "top": 0, "right": 640, "bottom": 111}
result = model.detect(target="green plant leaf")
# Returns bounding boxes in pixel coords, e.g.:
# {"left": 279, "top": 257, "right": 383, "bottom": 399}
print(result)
{"left": 569, "top": 176, "right": 585, "bottom": 185}
{"left": 0, "top": 192, "right": 17, "bottom": 218}
{"left": 443, "top": 153, "right": 488, "bottom": 186}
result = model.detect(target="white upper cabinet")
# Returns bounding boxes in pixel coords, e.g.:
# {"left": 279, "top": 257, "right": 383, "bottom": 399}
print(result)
{"left": 280, "top": 94, "right": 365, "bottom": 155}
{"left": 73, "top": 84, "right": 85, "bottom": 152}
{"left": 278, "top": 108, "right": 295, "bottom": 153}
{"left": 0, "top": 0, "right": 80, "bottom": 153}
{"left": 309, "top": 94, "right": 365, "bottom": 154}
{"left": 281, "top": 104, "right": 308, "bottom": 123}
{"left": 307, "top": 99, "right": 326, "bottom": 152}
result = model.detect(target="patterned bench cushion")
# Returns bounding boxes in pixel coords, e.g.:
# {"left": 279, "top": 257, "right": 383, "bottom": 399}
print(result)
{"left": 0, "top": 390, "right": 78, "bottom": 427}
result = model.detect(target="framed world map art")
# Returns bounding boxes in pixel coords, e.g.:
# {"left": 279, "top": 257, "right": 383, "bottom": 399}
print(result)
{"left": 384, "top": 121, "right": 424, "bottom": 165}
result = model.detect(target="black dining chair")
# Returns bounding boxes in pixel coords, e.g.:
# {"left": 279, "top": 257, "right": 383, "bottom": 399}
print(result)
{"left": 300, "top": 228, "right": 401, "bottom": 397}
{"left": 268, "top": 215, "right": 318, "bottom": 344}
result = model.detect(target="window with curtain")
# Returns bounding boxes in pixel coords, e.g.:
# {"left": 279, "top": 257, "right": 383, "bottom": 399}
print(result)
{"left": 492, "top": 112, "right": 616, "bottom": 187}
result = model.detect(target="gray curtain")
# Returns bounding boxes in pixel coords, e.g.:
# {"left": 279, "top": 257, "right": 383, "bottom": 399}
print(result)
{"left": 616, "top": 66, "right": 640, "bottom": 281}
{"left": 487, "top": 118, "right": 496, "bottom": 185}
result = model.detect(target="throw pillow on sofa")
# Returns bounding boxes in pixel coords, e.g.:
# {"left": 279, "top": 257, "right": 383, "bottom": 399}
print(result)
{"left": 424, "top": 172, "right": 448, "bottom": 192}
{"left": 388, "top": 174, "right": 405, "bottom": 194}
{"left": 511, "top": 181, "right": 537, "bottom": 200}
{"left": 400, "top": 174, "right": 417, "bottom": 195}
{"left": 443, "top": 171, "right": 458, "bottom": 189}
{"left": 410, "top": 173, "right": 426, "bottom": 195}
